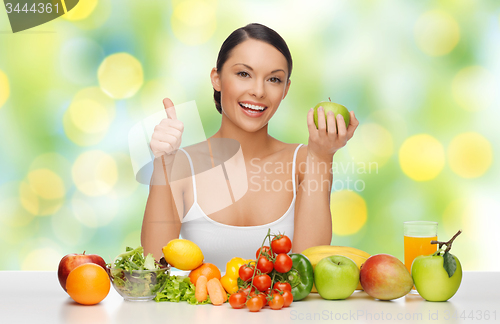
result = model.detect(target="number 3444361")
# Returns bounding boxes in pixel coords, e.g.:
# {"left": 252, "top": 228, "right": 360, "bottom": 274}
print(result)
{"left": 5, "top": 2, "right": 61, "bottom": 14}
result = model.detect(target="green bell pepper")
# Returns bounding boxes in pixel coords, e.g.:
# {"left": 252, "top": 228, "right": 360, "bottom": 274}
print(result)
{"left": 286, "top": 253, "right": 314, "bottom": 301}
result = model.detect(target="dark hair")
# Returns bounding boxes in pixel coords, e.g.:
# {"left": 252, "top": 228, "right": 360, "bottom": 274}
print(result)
{"left": 213, "top": 23, "right": 293, "bottom": 114}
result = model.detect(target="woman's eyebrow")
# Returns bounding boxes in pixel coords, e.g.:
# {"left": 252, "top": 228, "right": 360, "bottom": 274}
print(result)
{"left": 232, "top": 63, "right": 285, "bottom": 74}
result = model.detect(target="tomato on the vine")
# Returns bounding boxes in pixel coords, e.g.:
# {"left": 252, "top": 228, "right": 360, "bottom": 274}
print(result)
{"left": 240, "top": 286, "right": 253, "bottom": 296}
{"left": 271, "top": 235, "right": 292, "bottom": 254}
{"left": 274, "top": 253, "right": 293, "bottom": 273}
{"left": 273, "top": 282, "right": 292, "bottom": 292}
{"left": 246, "top": 296, "right": 264, "bottom": 312}
{"left": 269, "top": 293, "right": 285, "bottom": 310}
{"left": 256, "top": 246, "right": 274, "bottom": 259}
{"left": 252, "top": 274, "right": 272, "bottom": 291}
{"left": 281, "top": 290, "right": 293, "bottom": 307}
{"left": 229, "top": 292, "right": 247, "bottom": 309}
{"left": 239, "top": 264, "right": 255, "bottom": 282}
{"left": 256, "top": 256, "right": 274, "bottom": 274}
{"left": 250, "top": 290, "right": 267, "bottom": 306}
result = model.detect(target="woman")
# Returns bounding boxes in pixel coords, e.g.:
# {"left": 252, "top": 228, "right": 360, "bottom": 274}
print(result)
{"left": 142, "top": 23, "right": 359, "bottom": 269}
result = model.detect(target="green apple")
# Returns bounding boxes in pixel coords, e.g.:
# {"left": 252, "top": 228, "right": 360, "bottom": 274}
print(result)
{"left": 314, "top": 255, "right": 359, "bottom": 300}
{"left": 313, "top": 99, "right": 350, "bottom": 131}
{"left": 412, "top": 253, "right": 462, "bottom": 302}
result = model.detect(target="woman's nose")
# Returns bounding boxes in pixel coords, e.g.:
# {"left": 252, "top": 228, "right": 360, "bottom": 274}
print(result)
{"left": 249, "top": 79, "right": 266, "bottom": 98}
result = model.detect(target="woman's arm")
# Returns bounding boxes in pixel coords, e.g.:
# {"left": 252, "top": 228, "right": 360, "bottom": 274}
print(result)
{"left": 293, "top": 149, "right": 333, "bottom": 253}
{"left": 141, "top": 157, "right": 182, "bottom": 261}
{"left": 293, "top": 107, "right": 359, "bottom": 253}
{"left": 141, "top": 98, "right": 184, "bottom": 260}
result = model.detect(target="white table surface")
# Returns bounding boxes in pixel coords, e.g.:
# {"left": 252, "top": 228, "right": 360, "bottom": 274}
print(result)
{"left": 1, "top": 271, "right": 498, "bottom": 324}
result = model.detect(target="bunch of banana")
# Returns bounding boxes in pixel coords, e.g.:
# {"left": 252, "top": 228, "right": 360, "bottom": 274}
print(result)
{"left": 301, "top": 245, "right": 371, "bottom": 291}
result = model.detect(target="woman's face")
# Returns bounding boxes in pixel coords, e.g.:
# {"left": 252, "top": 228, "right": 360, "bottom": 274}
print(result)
{"left": 211, "top": 38, "right": 291, "bottom": 132}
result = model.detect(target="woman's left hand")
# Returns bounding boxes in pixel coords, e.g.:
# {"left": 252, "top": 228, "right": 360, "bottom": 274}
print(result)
{"left": 306, "top": 106, "right": 359, "bottom": 160}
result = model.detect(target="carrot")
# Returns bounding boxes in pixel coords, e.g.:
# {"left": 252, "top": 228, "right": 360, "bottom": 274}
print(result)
{"left": 195, "top": 275, "right": 208, "bottom": 303}
{"left": 207, "top": 278, "right": 226, "bottom": 305}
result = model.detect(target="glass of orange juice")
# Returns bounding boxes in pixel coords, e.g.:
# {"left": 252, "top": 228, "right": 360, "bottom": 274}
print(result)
{"left": 403, "top": 221, "right": 438, "bottom": 275}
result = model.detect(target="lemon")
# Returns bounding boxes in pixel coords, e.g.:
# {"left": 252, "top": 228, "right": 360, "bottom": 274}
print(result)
{"left": 162, "top": 239, "right": 204, "bottom": 270}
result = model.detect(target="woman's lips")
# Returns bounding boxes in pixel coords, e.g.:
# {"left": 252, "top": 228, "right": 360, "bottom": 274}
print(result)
{"left": 239, "top": 103, "right": 267, "bottom": 118}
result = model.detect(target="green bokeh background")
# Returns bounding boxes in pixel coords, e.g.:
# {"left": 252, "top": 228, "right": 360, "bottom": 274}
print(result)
{"left": 0, "top": 0, "right": 499, "bottom": 271}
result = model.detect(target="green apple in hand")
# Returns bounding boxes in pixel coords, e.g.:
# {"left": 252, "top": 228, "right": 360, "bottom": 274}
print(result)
{"left": 412, "top": 230, "right": 463, "bottom": 302}
{"left": 314, "top": 255, "right": 359, "bottom": 300}
{"left": 313, "top": 98, "right": 350, "bottom": 131}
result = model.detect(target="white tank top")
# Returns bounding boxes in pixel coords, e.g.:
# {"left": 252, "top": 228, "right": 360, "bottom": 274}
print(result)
{"left": 178, "top": 144, "right": 303, "bottom": 270}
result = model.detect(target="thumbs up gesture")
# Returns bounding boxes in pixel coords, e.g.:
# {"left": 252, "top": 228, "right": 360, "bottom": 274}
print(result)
{"left": 150, "top": 98, "right": 184, "bottom": 159}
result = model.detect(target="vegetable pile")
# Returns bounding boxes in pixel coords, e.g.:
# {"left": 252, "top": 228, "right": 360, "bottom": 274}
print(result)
{"left": 154, "top": 275, "right": 213, "bottom": 305}
{"left": 230, "top": 229, "right": 314, "bottom": 312}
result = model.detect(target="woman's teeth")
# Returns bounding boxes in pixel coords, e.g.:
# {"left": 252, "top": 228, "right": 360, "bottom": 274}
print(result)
{"left": 240, "top": 102, "right": 267, "bottom": 111}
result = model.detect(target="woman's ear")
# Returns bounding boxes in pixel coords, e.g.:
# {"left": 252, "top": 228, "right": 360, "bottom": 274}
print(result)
{"left": 282, "top": 79, "right": 291, "bottom": 100}
{"left": 210, "top": 67, "right": 221, "bottom": 92}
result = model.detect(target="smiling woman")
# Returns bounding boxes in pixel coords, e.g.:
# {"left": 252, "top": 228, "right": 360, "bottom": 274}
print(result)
{"left": 141, "top": 23, "right": 359, "bottom": 268}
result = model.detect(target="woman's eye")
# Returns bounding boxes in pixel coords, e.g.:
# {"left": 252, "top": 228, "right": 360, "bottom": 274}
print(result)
{"left": 269, "top": 77, "right": 282, "bottom": 83}
{"left": 237, "top": 71, "right": 249, "bottom": 77}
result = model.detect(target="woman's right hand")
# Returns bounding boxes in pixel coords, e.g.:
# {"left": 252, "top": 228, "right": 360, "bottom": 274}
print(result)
{"left": 150, "top": 98, "right": 184, "bottom": 159}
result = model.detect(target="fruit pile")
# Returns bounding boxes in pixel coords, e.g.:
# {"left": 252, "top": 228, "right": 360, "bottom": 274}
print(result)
{"left": 57, "top": 252, "right": 110, "bottom": 305}
{"left": 56, "top": 229, "right": 463, "bottom": 306}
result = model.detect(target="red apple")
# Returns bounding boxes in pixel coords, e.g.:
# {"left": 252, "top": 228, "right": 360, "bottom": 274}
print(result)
{"left": 57, "top": 251, "right": 107, "bottom": 291}
{"left": 359, "top": 254, "right": 413, "bottom": 300}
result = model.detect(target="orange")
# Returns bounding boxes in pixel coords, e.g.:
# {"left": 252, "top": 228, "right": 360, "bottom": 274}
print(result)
{"left": 189, "top": 263, "right": 221, "bottom": 286}
{"left": 66, "top": 263, "right": 110, "bottom": 305}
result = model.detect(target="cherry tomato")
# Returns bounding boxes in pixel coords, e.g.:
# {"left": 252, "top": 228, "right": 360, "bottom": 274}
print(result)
{"left": 229, "top": 292, "right": 246, "bottom": 309}
{"left": 269, "top": 293, "right": 285, "bottom": 310}
{"left": 250, "top": 290, "right": 268, "bottom": 306}
{"left": 271, "top": 235, "right": 292, "bottom": 254}
{"left": 246, "top": 296, "right": 264, "bottom": 312}
{"left": 256, "top": 246, "right": 274, "bottom": 259}
{"left": 282, "top": 290, "right": 293, "bottom": 307}
{"left": 240, "top": 286, "right": 253, "bottom": 296}
{"left": 274, "top": 253, "right": 293, "bottom": 273}
{"left": 273, "top": 282, "right": 292, "bottom": 292}
{"left": 252, "top": 274, "right": 272, "bottom": 291}
{"left": 256, "top": 256, "right": 274, "bottom": 274}
{"left": 239, "top": 264, "right": 255, "bottom": 282}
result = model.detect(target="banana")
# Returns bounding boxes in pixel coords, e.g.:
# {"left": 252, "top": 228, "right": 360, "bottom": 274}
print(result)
{"left": 301, "top": 245, "right": 371, "bottom": 291}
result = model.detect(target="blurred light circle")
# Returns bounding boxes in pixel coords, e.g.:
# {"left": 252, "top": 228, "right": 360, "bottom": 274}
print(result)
{"left": 72, "top": 150, "right": 118, "bottom": 196}
{"left": 69, "top": 99, "right": 110, "bottom": 133}
{"left": 19, "top": 181, "right": 40, "bottom": 216}
{"left": 347, "top": 123, "right": 394, "bottom": 168}
{"left": 447, "top": 132, "right": 492, "bottom": 178}
{"left": 0, "top": 182, "right": 35, "bottom": 227}
{"left": 29, "top": 153, "right": 73, "bottom": 190}
{"left": 399, "top": 134, "right": 445, "bottom": 181}
{"left": 171, "top": 0, "right": 216, "bottom": 45}
{"left": 71, "top": 191, "right": 118, "bottom": 228}
{"left": 330, "top": 190, "right": 367, "bottom": 236}
{"left": 27, "top": 169, "right": 65, "bottom": 200}
{"left": 21, "top": 247, "right": 61, "bottom": 271}
{"left": 19, "top": 179, "right": 64, "bottom": 216}
{"left": 98, "top": 53, "right": 144, "bottom": 99}
{"left": 63, "top": 0, "right": 98, "bottom": 21}
{"left": 415, "top": 10, "right": 460, "bottom": 56}
{"left": 59, "top": 37, "right": 104, "bottom": 85}
{"left": 63, "top": 87, "right": 116, "bottom": 146}
{"left": 451, "top": 66, "right": 497, "bottom": 112}
{"left": 0, "top": 69, "right": 9, "bottom": 108}
{"left": 51, "top": 206, "right": 85, "bottom": 247}
{"left": 111, "top": 153, "right": 139, "bottom": 197}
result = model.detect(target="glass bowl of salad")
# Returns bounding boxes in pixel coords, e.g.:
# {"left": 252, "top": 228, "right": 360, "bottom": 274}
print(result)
{"left": 107, "top": 246, "right": 170, "bottom": 301}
